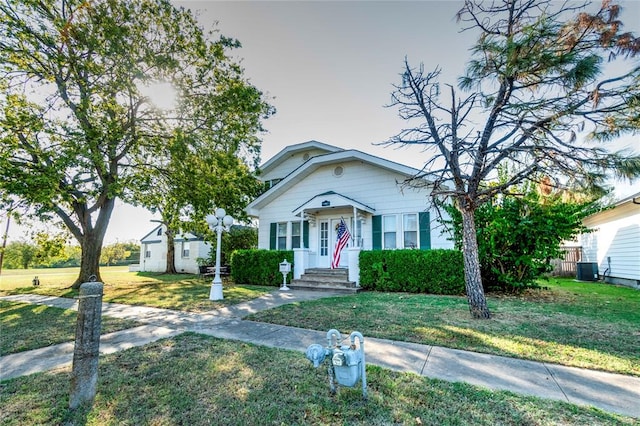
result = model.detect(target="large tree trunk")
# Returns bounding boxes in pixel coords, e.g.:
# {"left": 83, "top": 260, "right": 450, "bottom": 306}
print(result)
{"left": 460, "top": 207, "right": 491, "bottom": 319}
{"left": 165, "top": 228, "right": 177, "bottom": 274}
{"left": 74, "top": 230, "right": 105, "bottom": 288}
{"left": 71, "top": 197, "right": 116, "bottom": 289}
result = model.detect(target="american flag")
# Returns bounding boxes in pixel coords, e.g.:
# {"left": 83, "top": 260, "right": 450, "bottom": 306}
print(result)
{"left": 331, "top": 218, "right": 351, "bottom": 269}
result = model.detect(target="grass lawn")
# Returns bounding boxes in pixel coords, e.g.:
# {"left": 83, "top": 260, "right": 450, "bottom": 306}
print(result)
{"left": 0, "top": 266, "right": 274, "bottom": 312}
{"left": 1, "top": 270, "right": 639, "bottom": 423}
{"left": 247, "top": 277, "right": 640, "bottom": 376}
{"left": 0, "top": 333, "right": 636, "bottom": 426}
{"left": 0, "top": 300, "right": 142, "bottom": 355}
{"left": 0, "top": 266, "right": 274, "bottom": 354}
{"left": 2, "top": 268, "right": 638, "bottom": 375}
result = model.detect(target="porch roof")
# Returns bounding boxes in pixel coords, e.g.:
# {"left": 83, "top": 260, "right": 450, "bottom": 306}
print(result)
{"left": 292, "top": 191, "right": 375, "bottom": 216}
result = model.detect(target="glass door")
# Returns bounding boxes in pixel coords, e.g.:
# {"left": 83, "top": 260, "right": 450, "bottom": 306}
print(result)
{"left": 319, "top": 220, "right": 330, "bottom": 267}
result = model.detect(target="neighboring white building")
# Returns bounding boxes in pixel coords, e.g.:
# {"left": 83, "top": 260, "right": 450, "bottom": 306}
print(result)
{"left": 139, "top": 224, "right": 212, "bottom": 274}
{"left": 246, "top": 140, "right": 454, "bottom": 283}
{"left": 581, "top": 191, "right": 640, "bottom": 288}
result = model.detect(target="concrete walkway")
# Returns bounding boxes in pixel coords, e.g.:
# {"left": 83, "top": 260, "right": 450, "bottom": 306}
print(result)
{"left": 1, "top": 292, "right": 639, "bottom": 419}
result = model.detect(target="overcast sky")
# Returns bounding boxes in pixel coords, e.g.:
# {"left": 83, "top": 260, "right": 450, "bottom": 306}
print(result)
{"left": 6, "top": 0, "right": 640, "bottom": 243}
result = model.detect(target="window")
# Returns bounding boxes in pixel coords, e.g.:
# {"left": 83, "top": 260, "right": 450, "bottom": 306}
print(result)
{"left": 403, "top": 214, "right": 418, "bottom": 248}
{"left": 292, "top": 222, "right": 301, "bottom": 248}
{"left": 144, "top": 244, "right": 151, "bottom": 258}
{"left": 354, "top": 217, "right": 363, "bottom": 247}
{"left": 373, "top": 212, "right": 430, "bottom": 250}
{"left": 181, "top": 241, "right": 190, "bottom": 258}
{"left": 277, "top": 223, "right": 287, "bottom": 250}
{"left": 383, "top": 215, "right": 397, "bottom": 249}
{"left": 156, "top": 227, "right": 162, "bottom": 236}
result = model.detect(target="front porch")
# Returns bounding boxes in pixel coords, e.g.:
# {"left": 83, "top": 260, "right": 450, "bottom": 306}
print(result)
{"left": 293, "top": 246, "right": 361, "bottom": 292}
{"left": 289, "top": 268, "right": 361, "bottom": 293}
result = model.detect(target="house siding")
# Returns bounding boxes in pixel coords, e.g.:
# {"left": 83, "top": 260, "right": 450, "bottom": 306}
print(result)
{"left": 256, "top": 160, "right": 452, "bottom": 252}
{"left": 260, "top": 148, "right": 333, "bottom": 183}
{"left": 140, "top": 240, "right": 166, "bottom": 272}
{"left": 139, "top": 225, "right": 211, "bottom": 274}
{"left": 582, "top": 201, "right": 640, "bottom": 284}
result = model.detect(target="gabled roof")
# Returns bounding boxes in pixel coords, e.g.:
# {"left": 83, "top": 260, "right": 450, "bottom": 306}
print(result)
{"left": 247, "top": 148, "right": 423, "bottom": 216}
{"left": 140, "top": 224, "right": 163, "bottom": 243}
{"left": 258, "top": 140, "right": 343, "bottom": 175}
{"left": 140, "top": 223, "right": 206, "bottom": 243}
{"left": 614, "top": 191, "right": 640, "bottom": 207}
{"left": 583, "top": 190, "right": 640, "bottom": 225}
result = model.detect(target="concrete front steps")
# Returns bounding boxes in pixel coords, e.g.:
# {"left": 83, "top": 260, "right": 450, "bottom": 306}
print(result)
{"left": 289, "top": 268, "right": 361, "bottom": 293}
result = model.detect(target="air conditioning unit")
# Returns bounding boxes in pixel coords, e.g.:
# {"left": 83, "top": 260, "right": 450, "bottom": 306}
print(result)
{"left": 576, "top": 262, "right": 598, "bottom": 281}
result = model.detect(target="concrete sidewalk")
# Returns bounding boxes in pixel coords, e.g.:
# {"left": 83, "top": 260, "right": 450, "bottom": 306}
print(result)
{"left": 1, "top": 292, "right": 639, "bottom": 419}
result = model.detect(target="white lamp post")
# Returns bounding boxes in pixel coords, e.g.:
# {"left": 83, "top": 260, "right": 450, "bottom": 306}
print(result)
{"left": 206, "top": 208, "right": 234, "bottom": 301}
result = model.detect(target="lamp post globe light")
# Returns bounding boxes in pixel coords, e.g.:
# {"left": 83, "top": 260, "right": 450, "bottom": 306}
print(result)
{"left": 206, "top": 208, "right": 233, "bottom": 301}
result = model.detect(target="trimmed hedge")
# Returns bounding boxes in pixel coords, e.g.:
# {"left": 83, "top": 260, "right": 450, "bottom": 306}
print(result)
{"left": 231, "top": 249, "right": 293, "bottom": 286}
{"left": 359, "top": 249, "right": 465, "bottom": 295}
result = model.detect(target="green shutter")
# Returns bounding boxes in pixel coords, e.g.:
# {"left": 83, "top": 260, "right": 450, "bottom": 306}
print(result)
{"left": 303, "top": 221, "right": 309, "bottom": 248}
{"left": 372, "top": 215, "right": 382, "bottom": 250}
{"left": 419, "top": 212, "right": 431, "bottom": 250}
{"left": 269, "top": 223, "right": 277, "bottom": 250}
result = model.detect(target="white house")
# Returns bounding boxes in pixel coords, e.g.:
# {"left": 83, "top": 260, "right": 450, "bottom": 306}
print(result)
{"left": 246, "top": 140, "right": 454, "bottom": 284}
{"left": 139, "top": 224, "right": 212, "bottom": 274}
{"left": 581, "top": 191, "right": 640, "bottom": 288}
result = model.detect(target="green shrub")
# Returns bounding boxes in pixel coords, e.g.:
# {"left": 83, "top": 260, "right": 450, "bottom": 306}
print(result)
{"left": 444, "top": 190, "right": 595, "bottom": 292}
{"left": 230, "top": 249, "right": 293, "bottom": 286}
{"left": 200, "top": 226, "right": 258, "bottom": 266}
{"left": 359, "top": 249, "right": 464, "bottom": 295}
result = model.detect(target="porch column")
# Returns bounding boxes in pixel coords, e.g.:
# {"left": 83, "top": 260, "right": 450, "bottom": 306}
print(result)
{"left": 300, "top": 209, "right": 305, "bottom": 248}
{"left": 348, "top": 247, "right": 360, "bottom": 287}
{"left": 294, "top": 248, "right": 309, "bottom": 279}
{"left": 353, "top": 205, "right": 358, "bottom": 246}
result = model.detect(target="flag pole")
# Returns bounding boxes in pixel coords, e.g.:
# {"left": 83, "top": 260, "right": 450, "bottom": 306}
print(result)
{"left": 340, "top": 215, "right": 352, "bottom": 244}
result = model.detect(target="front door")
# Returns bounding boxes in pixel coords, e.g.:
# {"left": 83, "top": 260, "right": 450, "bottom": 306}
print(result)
{"left": 318, "top": 220, "right": 330, "bottom": 267}
{"left": 318, "top": 218, "right": 351, "bottom": 268}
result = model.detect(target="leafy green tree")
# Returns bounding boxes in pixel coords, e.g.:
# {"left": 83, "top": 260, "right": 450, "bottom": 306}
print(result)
{"left": 2, "top": 233, "right": 69, "bottom": 269}
{"left": 219, "top": 226, "right": 258, "bottom": 266}
{"left": 2, "top": 241, "right": 36, "bottom": 269}
{"left": 198, "top": 225, "right": 258, "bottom": 267}
{"left": 120, "top": 241, "right": 140, "bottom": 264}
{"left": 32, "top": 231, "right": 67, "bottom": 266}
{"left": 137, "top": 143, "right": 264, "bottom": 274}
{"left": 0, "top": 0, "right": 271, "bottom": 288}
{"left": 0, "top": 193, "right": 25, "bottom": 274}
{"left": 48, "top": 244, "right": 82, "bottom": 268}
{"left": 384, "top": 0, "right": 640, "bottom": 318}
{"left": 100, "top": 243, "right": 130, "bottom": 266}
